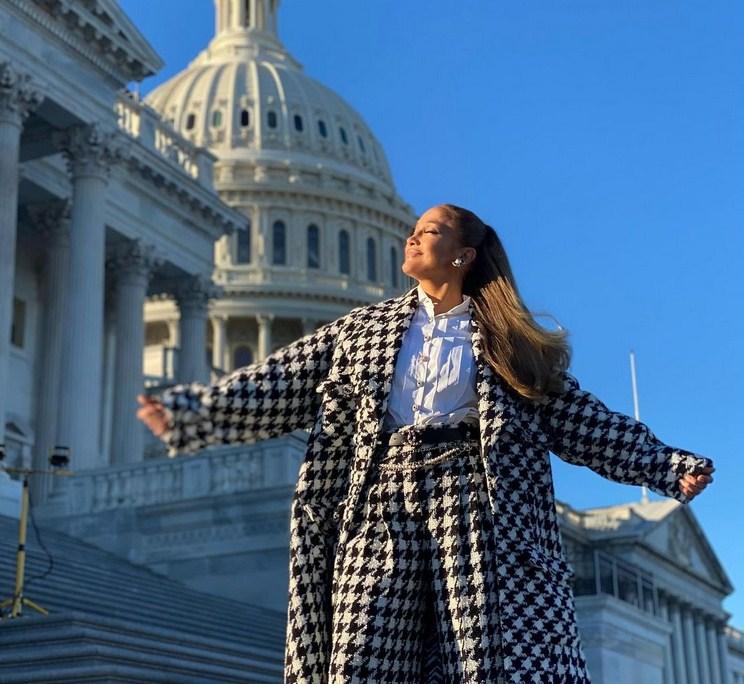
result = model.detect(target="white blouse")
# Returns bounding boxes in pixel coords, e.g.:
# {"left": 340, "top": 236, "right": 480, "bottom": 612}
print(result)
{"left": 381, "top": 283, "right": 479, "bottom": 431}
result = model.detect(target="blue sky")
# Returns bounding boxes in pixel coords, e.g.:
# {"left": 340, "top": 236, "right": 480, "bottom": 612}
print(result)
{"left": 120, "top": 0, "right": 743, "bottom": 626}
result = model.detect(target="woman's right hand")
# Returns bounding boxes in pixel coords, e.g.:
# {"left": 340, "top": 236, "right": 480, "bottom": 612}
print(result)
{"left": 136, "top": 394, "right": 170, "bottom": 437}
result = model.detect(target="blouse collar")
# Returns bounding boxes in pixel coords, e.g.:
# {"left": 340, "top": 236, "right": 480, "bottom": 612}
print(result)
{"left": 416, "top": 283, "right": 471, "bottom": 319}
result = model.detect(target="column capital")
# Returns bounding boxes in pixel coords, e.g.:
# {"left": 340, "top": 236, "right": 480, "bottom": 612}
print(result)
{"left": 0, "top": 62, "right": 43, "bottom": 127}
{"left": 256, "top": 312, "right": 275, "bottom": 323}
{"left": 28, "top": 199, "right": 72, "bottom": 249}
{"left": 55, "top": 123, "right": 127, "bottom": 181}
{"left": 106, "top": 238, "right": 162, "bottom": 287}
{"left": 172, "top": 274, "right": 223, "bottom": 314}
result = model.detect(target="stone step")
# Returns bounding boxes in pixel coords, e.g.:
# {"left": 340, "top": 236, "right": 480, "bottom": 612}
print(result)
{"left": 0, "top": 612, "right": 283, "bottom": 683}
{"left": 0, "top": 515, "right": 287, "bottom": 681}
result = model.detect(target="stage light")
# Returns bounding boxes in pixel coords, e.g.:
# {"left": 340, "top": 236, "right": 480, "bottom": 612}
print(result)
{"left": 48, "top": 446, "right": 70, "bottom": 468}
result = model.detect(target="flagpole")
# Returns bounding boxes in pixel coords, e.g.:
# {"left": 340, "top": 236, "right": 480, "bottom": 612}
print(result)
{"left": 629, "top": 349, "right": 650, "bottom": 503}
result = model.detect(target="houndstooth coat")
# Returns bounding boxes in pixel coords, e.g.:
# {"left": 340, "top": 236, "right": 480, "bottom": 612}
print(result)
{"left": 157, "top": 284, "right": 712, "bottom": 683}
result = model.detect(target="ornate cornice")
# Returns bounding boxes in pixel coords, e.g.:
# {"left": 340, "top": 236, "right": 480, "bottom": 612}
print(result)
{"left": 8, "top": 0, "right": 163, "bottom": 85}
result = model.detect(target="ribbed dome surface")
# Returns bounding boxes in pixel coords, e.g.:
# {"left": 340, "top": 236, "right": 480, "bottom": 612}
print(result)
{"left": 145, "top": 0, "right": 394, "bottom": 187}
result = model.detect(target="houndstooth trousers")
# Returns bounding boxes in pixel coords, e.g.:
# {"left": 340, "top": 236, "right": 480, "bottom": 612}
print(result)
{"left": 328, "top": 426, "right": 507, "bottom": 683}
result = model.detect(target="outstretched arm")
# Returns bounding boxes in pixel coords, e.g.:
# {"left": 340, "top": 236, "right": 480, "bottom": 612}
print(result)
{"left": 534, "top": 371, "right": 714, "bottom": 504}
{"left": 150, "top": 317, "right": 344, "bottom": 457}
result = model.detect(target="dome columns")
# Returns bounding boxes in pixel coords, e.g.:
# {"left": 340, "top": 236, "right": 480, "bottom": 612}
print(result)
{"left": 256, "top": 313, "right": 274, "bottom": 360}
{"left": 211, "top": 314, "right": 228, "bottom": 371}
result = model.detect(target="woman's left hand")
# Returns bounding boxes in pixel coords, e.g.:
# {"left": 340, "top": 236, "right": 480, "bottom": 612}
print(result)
{"left": 678, "top": 465, "right": 714, "bottom": 500}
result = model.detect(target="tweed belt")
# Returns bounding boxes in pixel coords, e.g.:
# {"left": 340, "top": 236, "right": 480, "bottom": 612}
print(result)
{"left": 379, "top": 421, "right": 479, "bottom": 448}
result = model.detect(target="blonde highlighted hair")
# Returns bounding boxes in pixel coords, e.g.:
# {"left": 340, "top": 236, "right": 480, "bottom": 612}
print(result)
{"left": 439, "top": 203, "right": 571, "bottom": 401}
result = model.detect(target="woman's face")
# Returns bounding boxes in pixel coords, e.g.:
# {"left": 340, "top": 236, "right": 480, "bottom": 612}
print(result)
{"left": 402, "top": 206, "right": 470, "bottom": 282}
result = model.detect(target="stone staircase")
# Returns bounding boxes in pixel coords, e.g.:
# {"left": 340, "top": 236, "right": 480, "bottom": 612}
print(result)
{"left": 0, "top": 514, "right": 286, "bottom": 682}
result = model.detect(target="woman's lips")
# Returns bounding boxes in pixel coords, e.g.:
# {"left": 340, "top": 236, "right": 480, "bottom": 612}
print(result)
{"left": 407, "top": 250, "right": 422, "bottom": 256}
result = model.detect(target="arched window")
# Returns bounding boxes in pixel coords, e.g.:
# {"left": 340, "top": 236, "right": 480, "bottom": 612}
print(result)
{"left": 307, "top": 224, "right": 320, "bottom": 268}
{"left": 236, "top": 224, "right": 251, "bottom": 264}
{"left": 267, "top": 110, "right": 277, "bottom": 128}
{"left": 318, "top": 120, "right": 327, "bottom": 138}
{"left": 339, "top": 126, "right": 348, "bottom": 145}
{"left": 233, "top": 345, "right": 253, "bottom": 369}
{"left": 240, "top": 108, "right": 250, "bottom": 127}
{"left": 212, "top": 110, "right": 223, "bottom": 127}
{"left": 339, "top": 230, "right": 350, "bottom": 275}
{"left": 186, "top": 113, "right": 196, "bottom": 130}
{"left": 357, "top": 135, "right": 365, "bottom": 153}
{"left": 390, "top": 245, "right": 399, "bottom": 287}
{"left": 272, "top": 220, "right": 286, "bottom": 264}
{"left": 366, "top": 237, "right": 377, "bottom": 282}
{"left": 294, "top": 114, "right": 303, "bottom": 132}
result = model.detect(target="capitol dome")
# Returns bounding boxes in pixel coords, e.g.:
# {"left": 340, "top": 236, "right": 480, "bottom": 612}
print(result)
{"left": 146, "top": 3, "right": 394, "bottom": 188}
{"left": 143, "top": 0, "right": 416, "bottom": 378}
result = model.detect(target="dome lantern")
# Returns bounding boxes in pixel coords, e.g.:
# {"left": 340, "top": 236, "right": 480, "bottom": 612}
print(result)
{"left": 215, "top": 0, "right": 279, "bottom": 37}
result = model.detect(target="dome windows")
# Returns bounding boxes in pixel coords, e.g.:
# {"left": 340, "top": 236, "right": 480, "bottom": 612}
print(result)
{"left": 318, "top": 119, "right": 327, "bottom": 138}
{"left": 357, "top": 135, "right": 365, "bottom": 153}
{"left": 307, "top": 223, "right": 320, "bottom": 268}
{"left": 212, "top": 110, "right": 223, "bottom": 128}
{"left": 338, "top": 229, "right": 350, "bottom": 275}
{"left": 235, "top": 223, "right": 251, "bottom": 264}
{"left": 233, "top": 345, "right": 253, "bottom": 369}
{"left": 186, "top": 113, "right": 196, "bottom": 130}
{"left": 366, "top": 237, "right": 377, "bottom": 282}
{"left": 267, "top": 110, "right": 278, "bottom": 128}
{"left": 272, "top": 220, "right": 286, "bottom": 264}
{"left": 240, "top": 108, "right": 250, "bottom": 127}
{"left": 294, "top": 114, "right": 304, "bottom": 132}
{"left": 339, "top": 126, "right": 348, "bottom": 145}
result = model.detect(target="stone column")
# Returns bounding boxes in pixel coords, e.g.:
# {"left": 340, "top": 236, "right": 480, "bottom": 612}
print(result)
{"left": 683, "top": 606, "right": 702, "bottom": 684}
{"left": 257, "top": 313, "right": 273, "bottom": 360}
{"left": 29, "top": 201, "right": 70, "bottom": 502}
{"left": 0, "top": 63, "right": 41, "bottom": 446}
{"left": 301, "top": 317, "right": 317, "bottom": 336}
{"left": 54, "top": 124, "right": 123, "bottom": 470}
{"left": 696, "top": 613, "right": 713, "bottom": 684}
{"left": 101, "top": 301, "right": 117, "bottom": 463}
{"left": 659, "top": 596, "right": 675, "bottom": 684}
{"left": 670, "top": 599, "right": 689, "bottom": 684}
{"left": 717, "top": 628, "right": 731, "bottom": 684}
{"left": 707, "top": 620, "right": 723, "bottom": 684}
{"left": 174, "top": 275, "right": 219, "bottom": 385}
{"left": 212, "top": 314, "right": 227, "bottom": 371}
{"left": 108, "top": 240, "right": 160, "bottom": 465}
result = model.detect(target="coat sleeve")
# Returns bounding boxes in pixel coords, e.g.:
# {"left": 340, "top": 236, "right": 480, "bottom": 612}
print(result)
{"left": 151, "top": 316, "right": 345, "bottom": 457}
{"left": 533, "top": 370, "right": 714, "bottom": 504}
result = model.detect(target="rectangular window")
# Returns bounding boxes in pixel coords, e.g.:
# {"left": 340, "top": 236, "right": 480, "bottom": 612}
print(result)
{"left": 11, "top": 297, "right": 26, "bottom": 348}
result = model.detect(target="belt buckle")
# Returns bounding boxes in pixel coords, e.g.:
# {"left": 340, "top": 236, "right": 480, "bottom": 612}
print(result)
{"left": 404, "top": 429, "right": 424, "bottom": 448}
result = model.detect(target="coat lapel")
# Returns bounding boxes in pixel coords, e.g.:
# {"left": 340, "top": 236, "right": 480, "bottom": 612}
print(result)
{"left": 361, "top": 284, "right": 517, "bottom": 462}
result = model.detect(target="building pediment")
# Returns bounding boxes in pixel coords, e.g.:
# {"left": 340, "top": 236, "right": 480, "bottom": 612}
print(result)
{"left": 11, "top": 0, "right": 163, "bottom": 84}
{"left": 558, "top": 498, "right": 732, "bottom": 593}
{"left": 642, "top": 505, "right": 732, "bottom": 591}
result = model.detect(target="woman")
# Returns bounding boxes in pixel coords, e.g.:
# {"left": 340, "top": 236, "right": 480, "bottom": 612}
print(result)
{"left": 138, "top": 204, "right": 714, "bottom": 683}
